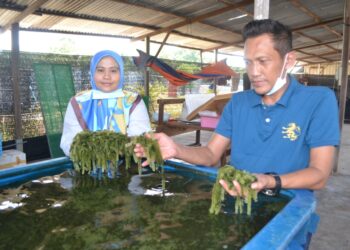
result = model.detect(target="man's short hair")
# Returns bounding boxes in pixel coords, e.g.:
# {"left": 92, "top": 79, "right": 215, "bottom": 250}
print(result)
{"left": 242, "top": 19, "right": 292, "bottom": 57}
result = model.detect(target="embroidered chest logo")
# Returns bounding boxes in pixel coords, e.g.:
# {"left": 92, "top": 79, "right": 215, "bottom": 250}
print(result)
{"left": 282, "top": 123, "right": 301, "bottom": 141}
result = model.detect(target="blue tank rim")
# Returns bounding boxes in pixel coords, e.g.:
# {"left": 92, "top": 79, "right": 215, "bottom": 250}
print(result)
{"left": 0, "top": 157, "right": 316, "bottom": 249}
{"left": 163, "top": 159, "right": 316, "bottom": 249}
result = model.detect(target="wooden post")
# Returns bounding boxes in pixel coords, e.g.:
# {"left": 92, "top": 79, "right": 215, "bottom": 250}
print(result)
{"left": 254, "top": 0, "right": 270, "bottom": 19}
{"left": 11, "top": 23, "right": 23, "bottom": 151}
{"left": 214, "top": 49, "right": 218, "bottom": 95}
{"left": 154, "top": 32, "right": 170, "bottom": 59}
{"left": 334, "top": 0, "right": 350, "bottom": 173}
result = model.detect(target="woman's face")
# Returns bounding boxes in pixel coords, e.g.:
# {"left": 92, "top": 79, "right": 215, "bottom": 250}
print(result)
{"left": 94, "top": 56, "right": 120, "bottom": 92}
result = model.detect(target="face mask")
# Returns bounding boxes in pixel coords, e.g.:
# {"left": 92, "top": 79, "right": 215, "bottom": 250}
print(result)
{"left": 266, "top": 54, "right": 289, "bottom": 96}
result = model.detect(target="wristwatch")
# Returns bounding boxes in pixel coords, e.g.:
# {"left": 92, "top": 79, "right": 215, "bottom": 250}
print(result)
{"left": 261, "top": 172, "right": 282, "bottom": 196}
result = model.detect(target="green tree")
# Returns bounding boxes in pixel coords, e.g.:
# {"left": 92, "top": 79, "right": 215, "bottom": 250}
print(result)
{"left": 49, "top": 37, "right": 76, "bottom": 54}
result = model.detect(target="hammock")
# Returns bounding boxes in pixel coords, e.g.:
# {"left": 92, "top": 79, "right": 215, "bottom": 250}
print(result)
{"left": 133, "top": 50, "right": 236, "bottom": 86}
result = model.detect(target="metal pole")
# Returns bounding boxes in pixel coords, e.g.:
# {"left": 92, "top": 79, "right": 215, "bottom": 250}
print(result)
{"left": 335, "top": 0, "right": 350, "bottom": 173}
{"left": 254, "top": 0, "right": 270, "bottom": 19}
{"left": 214, "top": 49, "right": 218, "bottom": 95}
{"left": 144, "top": 36, "right": 150, "bottom": 101}
{"left": 11, "top": 23, "right": 23, "bottom": 152}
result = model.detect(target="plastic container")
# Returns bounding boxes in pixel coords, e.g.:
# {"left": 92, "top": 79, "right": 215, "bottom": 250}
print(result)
{"left": 200, "top": 115, "right": 220, "bottom": 128}
{"left": 152, "top": 112, "right": 170, "bottom": 122}
{"left": 0, "top": 149, "right": 26, "bottom": 170}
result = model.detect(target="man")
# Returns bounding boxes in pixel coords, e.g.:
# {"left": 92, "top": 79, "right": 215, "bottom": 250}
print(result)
{"left": 135, "top": 19, "right": 339, "bottom": 199}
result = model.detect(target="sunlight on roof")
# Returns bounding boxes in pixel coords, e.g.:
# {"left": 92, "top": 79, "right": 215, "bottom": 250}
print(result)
{"left": 0, "top": 30, "right": 143, "bottom": 56}
{"left": 0, "top": 30, "right": 246, "bottom": 68}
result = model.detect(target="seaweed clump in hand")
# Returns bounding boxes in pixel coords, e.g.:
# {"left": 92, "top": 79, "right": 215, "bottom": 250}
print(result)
{"left": 125, "top": 134, "right": 164, "bottom": 175}
{"left": 209, "top": 165, "right": 258, "bottom": 216}
{"left": 70, "top": 130, "right": 163, "bottom": 175}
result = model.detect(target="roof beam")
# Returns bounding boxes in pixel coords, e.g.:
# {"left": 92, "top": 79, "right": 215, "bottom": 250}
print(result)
{"left": 292, "top": 16, "right": 343, "bottom": 32}
{"left": 0, "top": 0, "right": 49, "bottom": 34}
{"left": 180, "top": 15, "right": 342, "bottom": 54}
{"left": 294, "top": 31, "right": 339, "bottom": 52}
{"left": 0, "top": 2, "right": 229, "bottom": 48}
{"left": 296, "top": 50, "right": 338, "bottom": 62}
{"left": 203, "top": 7, "right": 342, "bottom": 54}
{"left": 111, "top": 0, "right": 242, "bottom": 38}
{"left": 203, "top": 41, "right": 244, "bottom": 52}
{"left": 294, "top": 39, "right": 342, "bottom": 50}
{"left": 131, "top": 0, "right": 254, "bottom": 42}
{"left": 289, "top": 0, "right": 342, "bottom": 37}
{"left": 298, "top": 51, "right": 342, "bottom": 60}
{"left": 154, "top": 32, "right": 171, "bottom": 59}
{"left": 304, "top": 58, "right": 345, "bottom": 65}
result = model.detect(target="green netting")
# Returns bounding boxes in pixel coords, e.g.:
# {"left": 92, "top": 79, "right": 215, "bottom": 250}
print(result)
{"left": 142, "top": 95, "right": 149, "bottom": 109}
{"left": 34, "top": 64, "right": 75, "bottom": 158}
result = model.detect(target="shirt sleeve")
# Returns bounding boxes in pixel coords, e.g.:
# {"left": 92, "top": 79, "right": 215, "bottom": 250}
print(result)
{"left": 306, "top": 89, "right": 340, "bottom": 148}
{"left": 127, "top": 99, "right": 151, "bottom": 136}
{"left": 215, "top": 97, "right": 234, "bottom": 139}
{"left": 60, "top": 101, "right": 83, "bottom": 156}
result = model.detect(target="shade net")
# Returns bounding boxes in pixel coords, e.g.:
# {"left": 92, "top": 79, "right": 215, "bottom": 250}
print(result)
{"left": 34, "top": 64, "right": 75, "bottom": 158}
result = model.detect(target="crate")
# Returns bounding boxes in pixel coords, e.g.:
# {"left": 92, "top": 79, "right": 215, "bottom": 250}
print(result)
{"left": 200, "top": 115, "right": 220, "bottom": 129}
{"left": 0, "top": 150, "right": 27, "bottom": 170}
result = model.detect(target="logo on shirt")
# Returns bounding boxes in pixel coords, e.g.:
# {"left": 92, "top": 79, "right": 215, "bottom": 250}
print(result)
{"left": 282, "top": 123, "right": 301, "bottom": 141}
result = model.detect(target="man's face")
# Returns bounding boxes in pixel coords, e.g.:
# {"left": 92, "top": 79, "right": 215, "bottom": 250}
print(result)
{"left": 244, "top": 34, "right": 285, "bottom": 95}
{"left": 94, "top": 56, "right": 120, "bottom": 92}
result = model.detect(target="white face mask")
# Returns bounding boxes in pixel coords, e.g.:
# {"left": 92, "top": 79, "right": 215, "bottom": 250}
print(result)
{"left": 266, "top": 54, "right": 289, "bottom": 96}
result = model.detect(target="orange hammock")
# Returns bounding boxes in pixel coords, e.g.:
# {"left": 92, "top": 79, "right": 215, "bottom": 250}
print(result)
{"left": 133, "top": 50, "right": 237, "bottom": 86}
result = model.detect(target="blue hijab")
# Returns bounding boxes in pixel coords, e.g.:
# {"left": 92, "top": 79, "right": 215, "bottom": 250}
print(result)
{"left": 74, "top": 50, "right": 135, "bottom": 133}
{"left": 90, "top": 50, "right": 124, "bottom": 90}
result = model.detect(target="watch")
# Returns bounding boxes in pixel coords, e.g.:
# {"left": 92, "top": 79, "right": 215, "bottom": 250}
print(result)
{"left": 261, "top": 172, "right": 282, "bottom": 196}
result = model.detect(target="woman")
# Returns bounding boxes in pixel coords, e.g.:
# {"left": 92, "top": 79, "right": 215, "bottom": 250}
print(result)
{"left": 60, "top": 50, "right": 151, "bottom": 156}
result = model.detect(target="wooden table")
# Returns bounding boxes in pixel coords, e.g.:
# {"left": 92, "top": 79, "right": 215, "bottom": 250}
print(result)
{"left": 156, "top": 98, "right": 214, "bottom": 146}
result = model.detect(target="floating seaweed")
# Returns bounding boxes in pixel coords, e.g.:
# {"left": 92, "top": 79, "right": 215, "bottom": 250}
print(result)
{"left": 209, "top": 165, "right": 258, "bottom": 216}
{"left": 70, "top": 130, "right": 163, "bottom": 176}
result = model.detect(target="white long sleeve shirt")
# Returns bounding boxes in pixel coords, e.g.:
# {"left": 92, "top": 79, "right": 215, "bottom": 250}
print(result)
{"left": 60, "top": 100, "right": 151, "bottom": 156}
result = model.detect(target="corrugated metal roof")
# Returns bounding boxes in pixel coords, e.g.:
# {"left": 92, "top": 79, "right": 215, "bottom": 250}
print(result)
{"left": 0, "top": 0, "right": 346, "bottom": 65}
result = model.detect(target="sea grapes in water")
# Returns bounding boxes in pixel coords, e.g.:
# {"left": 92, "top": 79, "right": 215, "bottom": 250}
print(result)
{"left": 209, "top": 165, "right": 258, "bottom": 216}
{"left": 70, "top": 130, "right": 163, "bottom": 175}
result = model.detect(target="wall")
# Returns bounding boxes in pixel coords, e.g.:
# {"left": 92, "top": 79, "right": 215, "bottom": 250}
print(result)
{"left": 303, "top": 63, "right": 350, "bottom": 76}
{"left": 0, "top": 51, "right": 206, "bottom": 141}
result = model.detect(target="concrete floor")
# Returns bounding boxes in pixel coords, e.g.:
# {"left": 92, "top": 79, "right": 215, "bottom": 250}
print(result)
{"left": 171, "top": 127, "right": 350, "bottom": 250}
{"left": 310, "top": 124, "right": 350, "bottom": 250}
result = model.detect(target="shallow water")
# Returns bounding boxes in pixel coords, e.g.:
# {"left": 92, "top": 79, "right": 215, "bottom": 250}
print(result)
{"left": 0, "top": 167, "right": 288, "bottom": 250}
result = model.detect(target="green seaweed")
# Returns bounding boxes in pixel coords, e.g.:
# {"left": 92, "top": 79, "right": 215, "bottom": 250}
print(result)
{"left": 209, "top": 165, "right": 258, "bottom": 216}
{"left": 70, "top": 130, "right": 163, "bottom": 176}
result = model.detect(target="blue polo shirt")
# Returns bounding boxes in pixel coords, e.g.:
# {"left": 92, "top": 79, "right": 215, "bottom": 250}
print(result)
{"left": 215, "top": 76, "right": 340, "bottom": 174}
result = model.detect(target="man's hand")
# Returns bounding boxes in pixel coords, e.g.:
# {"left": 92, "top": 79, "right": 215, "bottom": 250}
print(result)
{"left": 219, "top": 173, "right": 275, "bottom": 196}
{"left": 134, "top": 132, "right": 178, "bottom": 166}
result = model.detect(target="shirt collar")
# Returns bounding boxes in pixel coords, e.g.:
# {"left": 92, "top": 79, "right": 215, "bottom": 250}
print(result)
{"left": 250, "top": 75, "right": 298, "bottom": 108}
{"left": 91, "top": 88, "right": 124, "bottom": 99}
